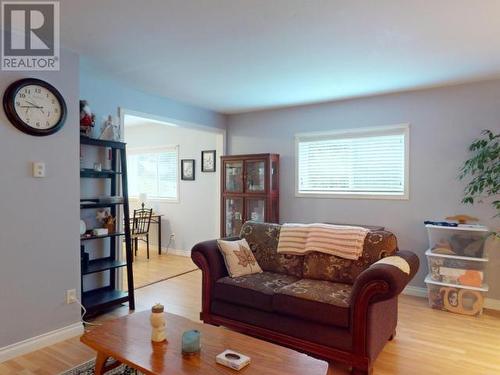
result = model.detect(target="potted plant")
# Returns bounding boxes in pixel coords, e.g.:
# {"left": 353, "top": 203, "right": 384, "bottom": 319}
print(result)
{"left": 459, "top": 129, "right": 499, "bottom": 218}
{"left": 458, "top": 130, "right": 498, "bottom": 289}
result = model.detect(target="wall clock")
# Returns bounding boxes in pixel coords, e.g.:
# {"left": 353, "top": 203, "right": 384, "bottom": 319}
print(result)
{"left": 2, "top": 78, "right": 67, "bottom": 136}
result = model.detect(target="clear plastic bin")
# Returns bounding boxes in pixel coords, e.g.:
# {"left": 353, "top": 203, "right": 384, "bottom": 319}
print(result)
{"left": 425, "top": 276, "right": 488, "bottom": 316}
{"left": 425, "top": 250, "right": 488, "bottom": 287}
{"left": 425, "top": 224, "right": 490, "bottom": 258}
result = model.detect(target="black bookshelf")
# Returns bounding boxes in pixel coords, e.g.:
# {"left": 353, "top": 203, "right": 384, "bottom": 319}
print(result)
{"left": 80, "top": 201, "right": 124, "bottom": 209}
{"left": 80, "top": 135, "right": 126, "bottom": 149}
{"left": 82, "top": 287, "right": 129, "bottom": 313}
{"left": 81, "top": 232, "right": 125, "bottom": 241}
{"left": 83, "top": 258, "right": 128, "bottom": 275}
{"left": 80, "top": 136, "right": 135, "bottom": 316}
{"left": 80, "top": 168, "right": 122, "bottom": 178}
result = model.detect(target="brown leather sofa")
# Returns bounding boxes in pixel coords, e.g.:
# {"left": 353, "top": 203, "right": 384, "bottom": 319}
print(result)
{"left": 191, "top": 222, "right": 419, "bottom": 374}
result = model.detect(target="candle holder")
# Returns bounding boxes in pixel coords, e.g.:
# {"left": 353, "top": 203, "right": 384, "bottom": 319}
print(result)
{"left": 181, "top": 330, "right": 201, "bottom": 356}
{"left": 150, "top": 303, "right": 167, "bottom": 343}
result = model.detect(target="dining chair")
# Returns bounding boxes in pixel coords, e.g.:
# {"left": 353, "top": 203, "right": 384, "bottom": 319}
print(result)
{"left": 131, "top": 207, "right": 153, "bottom": 259}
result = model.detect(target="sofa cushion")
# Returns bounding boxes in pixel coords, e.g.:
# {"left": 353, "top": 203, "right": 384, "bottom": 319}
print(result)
{"left": 302, "top": 230, "right": 398, "bottom": 284}
{"left": 217, "top": 238, "right": 263, "bottom": 277}
{"left": 240, "top": 221, "right": 304, "bottom": 278}
{"left": 214, "top": 272, "right": 299, "bottom": 312}
{"left": 273, "top": 279, "right": 352, "bottom": 328}
{"left": 211, "top": 300, "right": 353, "bottom": 352}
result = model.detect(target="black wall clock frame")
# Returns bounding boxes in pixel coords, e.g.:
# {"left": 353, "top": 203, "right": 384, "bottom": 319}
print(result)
{"left": 2, "top": 78, "right": 67, "bottom": 136}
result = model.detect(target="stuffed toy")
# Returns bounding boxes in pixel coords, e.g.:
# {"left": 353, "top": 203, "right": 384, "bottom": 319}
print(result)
{"left": 80, "top": 100, "right": 95, "bottom": 136}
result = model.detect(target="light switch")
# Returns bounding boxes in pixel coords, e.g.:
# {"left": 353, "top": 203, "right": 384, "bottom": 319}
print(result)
{"left": 32, "top": 162, "right": 46, "bottom": 178}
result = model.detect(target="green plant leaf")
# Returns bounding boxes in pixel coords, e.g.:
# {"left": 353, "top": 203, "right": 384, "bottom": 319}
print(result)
{"left": 459, "top": 129, "right": 500, "bottom": 216}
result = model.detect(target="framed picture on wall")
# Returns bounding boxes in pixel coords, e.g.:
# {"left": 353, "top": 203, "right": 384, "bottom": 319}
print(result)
{"left": 181, "top": 159, "right": 195, "bottom": 180}
{"left": 202, "top": 150, "right": 216, "bottom": 172}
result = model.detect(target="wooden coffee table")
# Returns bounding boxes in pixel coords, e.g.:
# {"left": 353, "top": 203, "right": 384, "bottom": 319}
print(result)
{"left": 81, "top": 311, "right": 329, "bottom": 375}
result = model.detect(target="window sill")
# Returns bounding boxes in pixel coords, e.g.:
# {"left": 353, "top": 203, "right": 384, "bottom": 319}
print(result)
{"left": 295, "top": 191, "right": 409, "bottom": 200}
{"left": 130, "top": 197, "right": 180, "bottom": 204}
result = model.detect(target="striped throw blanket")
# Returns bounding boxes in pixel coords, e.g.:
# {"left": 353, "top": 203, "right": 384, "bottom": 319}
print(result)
{"left": 277, "top": 223, "right": 370, "bottom": 260}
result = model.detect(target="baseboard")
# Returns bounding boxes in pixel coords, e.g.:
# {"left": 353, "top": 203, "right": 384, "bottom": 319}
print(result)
{"left": 402, "top": 285, "right": 500, "bottom": 311}
{"left": 0, "top": 322, "right": 84, "bottom": 363}
{"left": 485, "top": 298, "right": 500, "bottom": 310}
{"left": 403, "top": 285, "right": 428, "bottom": 298}
{"left": 162, "top": 247, "right": 190, "bottom": 257}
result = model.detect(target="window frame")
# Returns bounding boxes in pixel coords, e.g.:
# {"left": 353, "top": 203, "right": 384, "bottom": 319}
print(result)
{"left": 127, "top": 145, "right": 180, "bottom": 203}
{"left": 295, "top": 124, "right": 410, "bottom": 200}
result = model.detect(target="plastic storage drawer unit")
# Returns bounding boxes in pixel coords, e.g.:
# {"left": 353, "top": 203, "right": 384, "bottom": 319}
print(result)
{"left": 426, "top": 250, "right": 488, "bottom": 287}
{"left": 425, "top": 276, "right": 488, "bottom": 316}
{"left": 425, "top": 224, "right": 490, "bottom": 258}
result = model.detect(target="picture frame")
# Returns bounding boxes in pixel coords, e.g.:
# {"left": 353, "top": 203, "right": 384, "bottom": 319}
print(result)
{"left": 201, "top": 150, "right": 216, "bottom": 172}
{"left": 181, "top": 159, "right": 195, "bottom": 180}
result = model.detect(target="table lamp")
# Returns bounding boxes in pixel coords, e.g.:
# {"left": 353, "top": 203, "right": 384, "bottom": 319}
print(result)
{"left": 139, "top": 193, "right": 148, "bottom": 209}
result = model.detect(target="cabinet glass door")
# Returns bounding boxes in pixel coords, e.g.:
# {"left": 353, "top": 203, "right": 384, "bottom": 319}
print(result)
{"left": 225, "top": 161, "right": 243, "bottom": 193}
{"left": 245, "top": 160, "right": 266, "bottom": 193}
{"left": 225, "top": 197, "right": 244, "bottom": 236}
{"left": 246, "top": 198, "right": 266, "bottom": 223}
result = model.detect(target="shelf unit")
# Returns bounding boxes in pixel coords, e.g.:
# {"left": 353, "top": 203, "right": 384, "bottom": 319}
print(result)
{"left": 83, "top": 258, "right": 128, "bottom": 275}
{"left": 81, "top": 203, "right": 124, "bottom": 209}
{"left": 81, "top": 232, "right": 126, "bottom": 241}
{"left": 424, "top": 224, "right": 490, "bottom": 316}
{"left": 80, "top": 168, "right": 122, "bottom": 178}
{"left": 80, "top": 135, "right": 135, "bottom": 315}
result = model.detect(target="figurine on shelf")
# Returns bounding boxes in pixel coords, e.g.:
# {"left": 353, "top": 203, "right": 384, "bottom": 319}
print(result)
{"left": 103, "top": 215, "right": 116, "bottom": 234}
{"left": 99, "top": 115, "right": 121, "bottom": 141}
{"left": 150, "top": 303, "right": 167, "bottom": 343}
{"left": 80, "top": 100, "right": 95, "bottom": 136}
{"left": 96, "top": 210, "right": 115, "bottom": 233}
{"left": 96, "top": 209, "right": 108, "bottom": 223}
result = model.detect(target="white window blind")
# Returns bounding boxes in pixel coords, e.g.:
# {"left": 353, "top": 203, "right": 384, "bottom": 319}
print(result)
{"left": 296, "top": 125, "right": 409, "bottom": 198}
{"left": 128, "top": 146, "right": 179, "bottom": 200}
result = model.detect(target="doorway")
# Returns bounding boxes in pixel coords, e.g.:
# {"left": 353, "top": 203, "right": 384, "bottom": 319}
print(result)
{"left": 119, "top": 109, "right": 224, "bottom": 289}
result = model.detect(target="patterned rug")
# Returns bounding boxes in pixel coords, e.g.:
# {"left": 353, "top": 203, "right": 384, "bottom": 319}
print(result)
{"left": 61, "top": 359, "right": 143, "bottom": 375}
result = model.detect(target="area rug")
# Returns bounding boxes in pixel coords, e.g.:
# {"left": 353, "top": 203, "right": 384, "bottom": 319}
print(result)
{"left": 61, "top": 359, "right": 143, "bottom": 375}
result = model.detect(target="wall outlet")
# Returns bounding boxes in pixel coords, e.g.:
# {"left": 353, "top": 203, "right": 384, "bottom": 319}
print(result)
{"left": 32, "top": 162, "right": 46, "bottom": 178}
{"left": 66, "top": 289, "right": 77, "bottom": 304}
{"left": 170, "top": 233, "right": 175, "bottom": 239}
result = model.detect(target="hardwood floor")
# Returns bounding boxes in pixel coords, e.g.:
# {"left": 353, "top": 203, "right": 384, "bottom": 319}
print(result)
{"left": 122, "top": 247, "right": 198, "bottom": 289}
{"left": 2, "top": 270, "right": 500, "bottom": 375}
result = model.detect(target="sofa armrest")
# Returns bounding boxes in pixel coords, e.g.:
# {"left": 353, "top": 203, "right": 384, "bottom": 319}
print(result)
{"left": 191, "top": 237, "right": 239, "bottom": 322}
{"left": 191, "top": 237, "right": 239, "bottom": 285}
{"left": 350, "top": 250, "right": 419, "bottom": 305}
{"left": 349, "top": 250, "right": 419, "bottom": 357}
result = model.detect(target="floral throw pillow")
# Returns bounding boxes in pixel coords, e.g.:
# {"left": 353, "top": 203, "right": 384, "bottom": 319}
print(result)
{"left": 217, "top": 238, "right": 263, "bottom": 278}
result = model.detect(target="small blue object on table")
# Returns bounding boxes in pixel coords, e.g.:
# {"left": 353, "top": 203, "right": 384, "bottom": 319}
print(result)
{"left": 182, "top": 330, "right": 201, "bottom": 356}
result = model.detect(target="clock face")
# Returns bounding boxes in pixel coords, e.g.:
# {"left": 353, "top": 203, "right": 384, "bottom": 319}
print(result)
{"left": 3, "top": 78, "right": 67, "bottom": 136}
{"left": 14, "top": 84, "right": 62, "bottom": 130}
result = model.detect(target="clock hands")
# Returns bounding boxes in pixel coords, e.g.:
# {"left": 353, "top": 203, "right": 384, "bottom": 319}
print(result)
{"left": 24, "top": 100, "right": 43, "bottom": 109}
{"left": 22, "top": 100, "right": 45, "bottom": 115}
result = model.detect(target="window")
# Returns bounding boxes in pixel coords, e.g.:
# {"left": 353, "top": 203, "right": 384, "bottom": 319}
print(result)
{"left": 296, "top": 124, "right": 409, "bottom": 199}
{"left": 128, "top": 146, "right": 179, "bottom": 201}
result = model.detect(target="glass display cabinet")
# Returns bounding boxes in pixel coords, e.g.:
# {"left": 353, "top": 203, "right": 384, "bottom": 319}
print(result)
{"left": 221, "top": 154, "right": 279, "bottom": 237}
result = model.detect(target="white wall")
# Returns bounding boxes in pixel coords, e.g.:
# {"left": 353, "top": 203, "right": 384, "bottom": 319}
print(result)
{"left": 80, "top": 59, "right": 226, "bottom": 136}
{"left": 0, "top": 49, "right": 81, "bottom": 348}
{"left": 125, "top": 121, "right": 223, "bottom": 254}
{"left": 227, "top": 79, "right": 500, "bottom": 299}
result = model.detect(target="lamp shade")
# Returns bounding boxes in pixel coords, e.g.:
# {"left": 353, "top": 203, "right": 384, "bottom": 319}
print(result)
{"left": 139, "top": 193, "right": 148, "bottom": 203}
